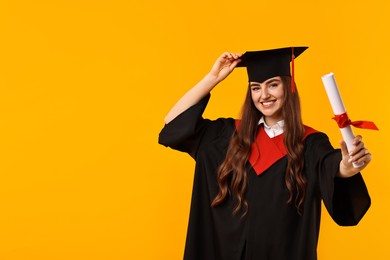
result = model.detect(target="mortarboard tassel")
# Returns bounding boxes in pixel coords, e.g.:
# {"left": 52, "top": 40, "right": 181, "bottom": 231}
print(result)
{"left": 291, "top": 47, "right": 296, "bottom": 93}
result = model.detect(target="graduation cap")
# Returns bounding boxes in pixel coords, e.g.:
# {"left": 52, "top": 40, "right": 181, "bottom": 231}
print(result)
{"left": 237, "top": 47, "right": 308, "bottom": 92}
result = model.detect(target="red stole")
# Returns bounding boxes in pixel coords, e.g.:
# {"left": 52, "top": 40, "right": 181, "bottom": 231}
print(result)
{"left": 235, "top": 120, "right": 318, "bottom": 175}
{"left": 249, "top": 127, "right": 285, "bottom": 175}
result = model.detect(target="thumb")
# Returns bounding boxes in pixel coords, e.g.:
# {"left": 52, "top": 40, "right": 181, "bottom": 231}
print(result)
{"left": 230, "top": 59, "right": 242, "bottom": 69}
{"left": 339, "top": 140, "right": 349, "bottom": 159}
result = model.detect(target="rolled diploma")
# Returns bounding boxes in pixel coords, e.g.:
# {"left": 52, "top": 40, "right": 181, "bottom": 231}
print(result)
{"left": 321, "top": 72, "right": 363, "bottom": 168}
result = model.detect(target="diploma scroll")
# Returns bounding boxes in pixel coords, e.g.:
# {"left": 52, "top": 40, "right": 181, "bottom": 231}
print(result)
{"left": 321, "top": 73, "right": 364, "bottom": 168}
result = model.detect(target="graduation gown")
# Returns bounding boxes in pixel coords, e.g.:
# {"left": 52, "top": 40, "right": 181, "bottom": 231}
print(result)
{"left": 158, "top": 94, "right": 370, "bottom": 260}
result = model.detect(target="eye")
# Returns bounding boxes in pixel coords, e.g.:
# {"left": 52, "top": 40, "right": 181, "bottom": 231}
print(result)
{"left": 269, "top": 83, "right": 279, "bottom": 88}
{"left": 251, "top": 86, "right": 261, "bottom": 91}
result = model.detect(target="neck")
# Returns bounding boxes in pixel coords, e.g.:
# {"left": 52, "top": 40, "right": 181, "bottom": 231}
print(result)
{"left": 264, "top": 117, "right": 283, "bottom": 127}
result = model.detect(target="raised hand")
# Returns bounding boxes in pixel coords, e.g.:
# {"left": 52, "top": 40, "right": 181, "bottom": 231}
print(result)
{"left": 207, "top": 52, "right": 242, "bottom": 83}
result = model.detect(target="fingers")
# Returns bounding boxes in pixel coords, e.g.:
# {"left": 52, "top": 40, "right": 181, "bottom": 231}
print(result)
{"left": 346, "top": 135, "right": 372, "bottom": 165}
{"left": 351, "top": 149, "right": 372, "bottom": 165}
{"left": 349, "top": 135, "right": 364, "bottom": 157}
{"left": 209, "top": 52, "right": 242, "bottom": 83}
{"left": 230, "top": 58, "right": 242, "bottom": 68}
{"left": 349, "top": 147, "right": 372, "bottom": 164}
{"left": 220, "top": 52, "right": 242, "bottom": 62}
{"left": 339, "top": 135, "right": 372, "bottom": 177}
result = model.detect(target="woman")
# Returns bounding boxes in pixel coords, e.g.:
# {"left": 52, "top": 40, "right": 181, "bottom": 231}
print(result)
{"left": 159, "top": 47, "right": 371, "bottom": 260}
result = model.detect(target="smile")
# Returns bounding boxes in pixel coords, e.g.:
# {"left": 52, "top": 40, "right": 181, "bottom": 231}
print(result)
{"left": 261, "top": 100, "right": 276, "bottom": 107}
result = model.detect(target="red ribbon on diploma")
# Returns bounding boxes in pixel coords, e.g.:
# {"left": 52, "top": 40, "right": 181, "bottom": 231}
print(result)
{"left": 332, "top": 113, "right": 379, "bottom": 130}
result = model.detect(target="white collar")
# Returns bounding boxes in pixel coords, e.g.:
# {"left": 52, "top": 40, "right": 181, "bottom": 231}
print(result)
{"left": 258, "top": 117, "right": 285, "bottom": 138}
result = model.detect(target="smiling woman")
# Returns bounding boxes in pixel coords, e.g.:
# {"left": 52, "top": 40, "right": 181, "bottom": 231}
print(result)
{"left": 158, "top": 47, "right": 372, "bottom": 260}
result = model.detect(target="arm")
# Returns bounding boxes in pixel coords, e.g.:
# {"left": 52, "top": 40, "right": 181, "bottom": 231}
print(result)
{"left": 164, "top": 52, "right": 242, "bottom": 124}
{"left": 310, "top": 133, "right": 371, "bottom": 226}
{"left": 338, "top": 135, "right": 372, "bottom": 178}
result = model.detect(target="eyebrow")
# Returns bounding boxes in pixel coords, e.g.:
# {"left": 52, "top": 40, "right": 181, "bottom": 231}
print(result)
{"left": 264, "top": 78, "right": 281, "bottom": 84}
{"left": 250, "top": 78, "right": 281, "bottom": 86}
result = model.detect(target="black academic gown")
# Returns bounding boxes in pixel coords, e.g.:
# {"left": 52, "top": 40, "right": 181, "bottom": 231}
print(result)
{"left": 158, "top": 94, "right": 370, "bottom": 260}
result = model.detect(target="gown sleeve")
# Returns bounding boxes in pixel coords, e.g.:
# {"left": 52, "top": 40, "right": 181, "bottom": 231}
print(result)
{"left": 158, "top": 93, "right": 233, "bottom": 159}
{"left": 307, "top": 133, "right": 371, "bottom": 226}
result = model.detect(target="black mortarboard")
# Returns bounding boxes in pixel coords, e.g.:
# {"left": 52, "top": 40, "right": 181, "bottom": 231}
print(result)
{"left": 237, "top": 46, "right": 308, "bottom": 92}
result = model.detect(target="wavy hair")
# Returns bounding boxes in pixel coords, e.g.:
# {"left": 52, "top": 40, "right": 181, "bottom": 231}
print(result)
{"left": 211, "top": 76, "right": 306, "bottom": 216}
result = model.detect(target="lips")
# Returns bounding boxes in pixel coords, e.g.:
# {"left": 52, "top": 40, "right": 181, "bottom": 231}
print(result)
{"left": 261, "top": 100, "right": 276, "bottom": 107}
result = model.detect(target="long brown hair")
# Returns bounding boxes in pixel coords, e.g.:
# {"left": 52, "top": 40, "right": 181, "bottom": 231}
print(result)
{"left": 211, "top": 76, "right": 306, "bottom": 216}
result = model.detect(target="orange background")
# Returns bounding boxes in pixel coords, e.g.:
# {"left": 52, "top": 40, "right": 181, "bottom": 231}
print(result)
{"left": 0, "top": 0, "right": 389, "bottom": 259}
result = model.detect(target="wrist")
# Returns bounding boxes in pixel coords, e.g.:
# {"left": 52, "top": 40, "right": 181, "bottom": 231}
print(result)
{"left": 203, "top": 73, "right": 220, "bottom": 86}
{"left": 338, "top": 161, "right": 357, "bottom": 178}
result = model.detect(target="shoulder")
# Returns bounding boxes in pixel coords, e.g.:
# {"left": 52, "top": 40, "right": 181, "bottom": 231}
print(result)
{"left": 303, "top": 125, "right": 319, "bottom": 137}
{"left": 303, "top": 125, "right": 332, "bottom": 146}
{"left": 303, "top": 125, "right": 327, "bottom": 139}
{"left": 198, "top": 117, "right": 236, "bottom": 141}
{"left": 215, "top": 117, "right": 236, "bottom": 137}
{"left": 303, "top": 126, "right": 338, "bottom": 159}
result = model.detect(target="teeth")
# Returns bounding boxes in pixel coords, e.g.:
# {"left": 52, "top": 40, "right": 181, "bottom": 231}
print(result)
{"left": 262, "top": 101, "right": 274, "bottom": 106}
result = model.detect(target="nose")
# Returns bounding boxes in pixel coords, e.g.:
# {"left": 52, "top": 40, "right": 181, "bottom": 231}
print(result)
{"left": 260, "top": 87, "right": 270, "bottom": 100}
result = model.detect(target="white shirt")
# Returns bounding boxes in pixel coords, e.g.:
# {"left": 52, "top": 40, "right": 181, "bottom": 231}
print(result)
{"left": 258, "top": 117, "right": 285, "bottom": 138}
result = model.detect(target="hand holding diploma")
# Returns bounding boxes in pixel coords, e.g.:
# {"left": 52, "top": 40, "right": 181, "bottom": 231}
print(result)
{"left": 321, "top": 73, "right": 378, "bottom": 175}
{"left": 339, "top": 135, "right": 372, "bottom": 177}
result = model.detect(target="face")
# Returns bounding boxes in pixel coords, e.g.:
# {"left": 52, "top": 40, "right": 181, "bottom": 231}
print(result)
{"left": 250, "top": 76, "right": 285, "bottom": 126}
